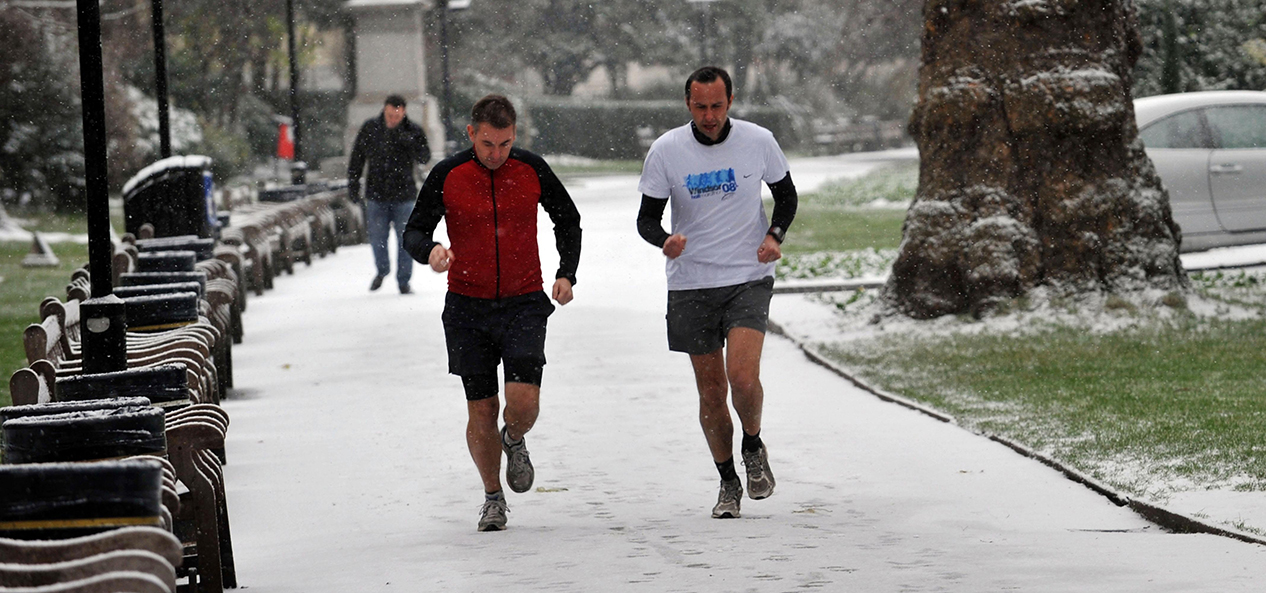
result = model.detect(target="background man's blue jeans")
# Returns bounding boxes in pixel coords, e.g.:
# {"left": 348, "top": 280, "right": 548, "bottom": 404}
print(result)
{"left": 365, "top": 199, "right": 414, "bottom": 287}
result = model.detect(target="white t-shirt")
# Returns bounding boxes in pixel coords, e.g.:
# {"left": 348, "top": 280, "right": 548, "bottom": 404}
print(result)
{"left": 638, "top": 118, "right": 791, "bottom": 291}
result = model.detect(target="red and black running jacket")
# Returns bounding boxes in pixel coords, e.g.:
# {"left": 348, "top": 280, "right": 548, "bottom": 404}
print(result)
{"left": 403, "top": 147, "right": 582, "bottom": 300}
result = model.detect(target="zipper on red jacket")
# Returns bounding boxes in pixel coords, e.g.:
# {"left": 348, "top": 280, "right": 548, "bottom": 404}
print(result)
{"left": 490, "top": 167, "right": 501, "bottom": 300}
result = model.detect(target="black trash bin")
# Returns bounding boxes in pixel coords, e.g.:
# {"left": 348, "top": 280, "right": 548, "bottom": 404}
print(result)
{"left": 122, "top": 155, "right": 218, "bottom": 239}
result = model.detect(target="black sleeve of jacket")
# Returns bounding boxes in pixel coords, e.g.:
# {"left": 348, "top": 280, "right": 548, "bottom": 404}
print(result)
{"left": 636, "top": 195, "right": 670, "bottom": 248}
{"left": 402, "top": 164, "right": 448, "bottom": 265}
{"left": 533, "top": 160, "right": 582, "bottom": 286}
{"left": 347, "top": 122, "right": 369, "bottom": 202}
{"left": 768, "top": 172, "right": 798, "bottom": 235}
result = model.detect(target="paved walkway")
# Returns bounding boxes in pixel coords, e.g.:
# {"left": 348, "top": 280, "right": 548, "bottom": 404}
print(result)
{"left": 223, "top": 164, "right": 1266, "bottom": 591}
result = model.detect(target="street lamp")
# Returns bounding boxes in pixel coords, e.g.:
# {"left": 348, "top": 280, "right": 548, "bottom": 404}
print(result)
{"left": 151, "top": 0, "right": 171, "bottom": 158}
{"left": 286, "top": 0, "right": 305, "bottom": 184}
{"left": 439, "top": 0, "right": 471, "bottom": 156}
{"left": 75, "top": 0, "right": 127, "bottom": 373}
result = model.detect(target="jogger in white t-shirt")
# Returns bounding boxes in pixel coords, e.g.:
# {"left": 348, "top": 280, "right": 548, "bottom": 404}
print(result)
{"left": 636, "top": 66, "right": 799, "bottom": 519}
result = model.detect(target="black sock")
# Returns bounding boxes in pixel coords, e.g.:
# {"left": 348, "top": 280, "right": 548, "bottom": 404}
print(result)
{"left": 741, "top": 431, "right": 763, "bottom": 454}
{"left": 716, "top": 457, "right": 740, "bottom": 483}
{"left": 485, "top": 490, "right": 505, "bottom": 502}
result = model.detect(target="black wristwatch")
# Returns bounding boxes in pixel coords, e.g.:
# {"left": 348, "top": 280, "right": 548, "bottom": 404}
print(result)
{"left": 766, "top": 226, "right": 786, "bottom": 244}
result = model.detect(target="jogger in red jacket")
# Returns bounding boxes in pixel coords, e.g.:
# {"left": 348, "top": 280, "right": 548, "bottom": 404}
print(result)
{"left": 403, "top": 94, "right": 581, "bottom": 532}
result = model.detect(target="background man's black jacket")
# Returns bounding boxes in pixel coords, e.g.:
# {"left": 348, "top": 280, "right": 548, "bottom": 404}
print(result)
{"left": 347, "top": 114, "right": 431, "bottom": 202}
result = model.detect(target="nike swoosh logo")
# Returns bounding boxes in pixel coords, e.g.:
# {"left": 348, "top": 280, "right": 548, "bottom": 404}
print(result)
{"left": 743, "top": 173, "right": 754, "bottom": 178}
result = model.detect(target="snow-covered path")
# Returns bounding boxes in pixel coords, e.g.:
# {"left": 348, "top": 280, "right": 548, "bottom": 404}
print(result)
{"left": 222, "top": 162, "right": 1266, "bottom": 591}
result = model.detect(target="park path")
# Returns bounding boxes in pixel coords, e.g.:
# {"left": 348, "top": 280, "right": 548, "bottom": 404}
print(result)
{"left": 221, "top": 155, "right": 1266, "bottom": 592}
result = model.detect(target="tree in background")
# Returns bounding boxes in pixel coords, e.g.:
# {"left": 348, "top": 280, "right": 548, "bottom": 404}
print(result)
{"left": 0, "top": 2, "right": 151, "bottom": 212}
{"left": 1134, "top": 0, "right": 1266, "bottom": 97}
{"left": 444, "top": 0, "right": 921, "bottom": 134}
{"left": 0, "top": 9, "right": 84, "bottom": 212}
{"left": 644, "top": 0, "right": 917, "bottom": 147}
{"left": 450, "top": 0, "right": 695, "bottom": 97}
{"left": 121, "top": 0, "right": 348, "bottom": 181}
{"left": 709, "top": 0, "right": 921, "bottom": 119}
{"left": 885, "top": 0, "right": 1186, "bottom": 319}
{"left": 590, "top": 2, "right": 695, "bottom": 96}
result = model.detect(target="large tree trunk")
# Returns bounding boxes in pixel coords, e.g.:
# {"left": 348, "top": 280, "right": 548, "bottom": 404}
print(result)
{"left": 883, "top": 0, "right": 1186, "bottom": 319}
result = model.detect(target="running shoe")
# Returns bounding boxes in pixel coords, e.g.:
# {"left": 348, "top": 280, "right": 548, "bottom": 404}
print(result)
{"left": 501, "top": 426, "right": 535, "bottom": 493}
{"left": 712, "top": 478, "right": 743, "bottom": 519}
{"left": 477, "top": 498, "right": 508, "bottom": 532}
{"left": 742, "top": 443, "right": 776, "bottom": 500}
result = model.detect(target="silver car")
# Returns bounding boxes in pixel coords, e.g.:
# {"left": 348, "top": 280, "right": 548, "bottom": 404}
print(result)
{"left": 1135, "top": 90, "right": 1266, "bottom": 252}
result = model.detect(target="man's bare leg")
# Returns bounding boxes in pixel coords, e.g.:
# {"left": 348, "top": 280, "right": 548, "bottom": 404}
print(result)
{"left": 501, "top": 381, "right": 540, "bottom": 493}
{"left": 467, "top": 397, "right": 503, "bottom": 493}
{"left": 725, "top": 327, "right": 765, "bottom": 437}
{"left": 691, "top": 348, "right": 746, "bottom": 517}
{"left": 690, "top": 349, "right": 734, "bottom": 462}
{"left": 503, "top": 382, "right": 540, "bottom": 441}
{"left": 725, "top": 327, "right": 775, "bottom": 499}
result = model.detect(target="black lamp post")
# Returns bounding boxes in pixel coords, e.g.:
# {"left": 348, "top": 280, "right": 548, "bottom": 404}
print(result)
{"left": 151, "top": 0, "right": 171, "bottom": 159}
{"left": 76, "top": 0, "right": 128, "bottom": 373}
{"left": 287, "top": 0, "right": 305, "bottom": 184}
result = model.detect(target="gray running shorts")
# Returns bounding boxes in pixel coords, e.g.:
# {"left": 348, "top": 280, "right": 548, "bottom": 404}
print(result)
{"left": 666, "top": 276, "right": 774, "bottom": 355}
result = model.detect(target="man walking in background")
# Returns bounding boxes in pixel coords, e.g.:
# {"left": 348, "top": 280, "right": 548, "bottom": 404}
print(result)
{"left": 636, "top": 66, "right": 798, "bottom": 519}
{"left": 348, "top": 94, "right": 431, "bottom": 294}
{"left": 404, "top": 94, "right": 582, "bottom": 532}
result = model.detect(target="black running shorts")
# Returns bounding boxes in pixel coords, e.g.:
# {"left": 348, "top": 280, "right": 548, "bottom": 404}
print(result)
{"left": 442, "top": 291, "right": 555, "bottom": 400}
{"left": 666, "top": 276, "right": 774, "bottom": 355}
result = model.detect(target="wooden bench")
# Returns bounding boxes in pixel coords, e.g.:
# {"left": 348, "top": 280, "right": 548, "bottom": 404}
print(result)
{"left": 0, "top": 527, "right": 182, "bottom": 593}
{"left": 2, "top": 392, "right": 234, "bottom": 592}
{"left": 61, "top": 277, "right": 231, "bottom": 404}
{"left": 23, "top": 305, "right": 219, "bottom": 407}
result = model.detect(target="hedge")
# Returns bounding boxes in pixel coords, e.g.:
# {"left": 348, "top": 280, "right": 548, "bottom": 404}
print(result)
{"left": 522, "top": 98, "right": 800, "bottom": 160}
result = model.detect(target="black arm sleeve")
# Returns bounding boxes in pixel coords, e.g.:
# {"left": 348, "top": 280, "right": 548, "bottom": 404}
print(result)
{"left": 636, "top": 195, "right": 670, "bottom": 249}
{"left": 402, "top": 165, "right": 448, "bottom": 265}
{"left": 346, "top": 125, "right": 368, "bottom": 202}
{"left": 537, "top": 164, "right": 583, "bottom": 287}
{"left": 413, "top": 126, "right": 431, "bottom": 166}
{"left": 768, "top": 172, "right": 798, "bottom": 234}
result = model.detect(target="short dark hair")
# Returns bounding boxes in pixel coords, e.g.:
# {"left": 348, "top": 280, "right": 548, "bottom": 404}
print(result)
{"left": 471, "top": 94, "right": 516, "bottom": 129}
{"left": 685, "top": 66, "right": 732, "bottom": 100}
{"left": 385, "top": 94, "right": 407, "bottom": 108}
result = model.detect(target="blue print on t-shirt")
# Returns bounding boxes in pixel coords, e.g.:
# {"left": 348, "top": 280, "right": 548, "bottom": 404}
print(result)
{"left": 684, "top": 168, "right": 737, "bottom": 199}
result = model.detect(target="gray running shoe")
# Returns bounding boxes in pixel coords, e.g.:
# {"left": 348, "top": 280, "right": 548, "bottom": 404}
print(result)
{"left": 477, "top": 498, "right": 508, "bottom": 532}
{"left": 712, "top": 479, "right": 743, "bottom": 519}
{"left": 742, "top": 444, "right": 776, "bottom": 500}
{"left": 501, "top": 426, "right": 535, "bottom": 493}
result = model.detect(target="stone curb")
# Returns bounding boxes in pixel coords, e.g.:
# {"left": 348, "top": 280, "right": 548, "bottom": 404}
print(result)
{"left": 767, "top": 318, "right": 1266, "bottom": 548}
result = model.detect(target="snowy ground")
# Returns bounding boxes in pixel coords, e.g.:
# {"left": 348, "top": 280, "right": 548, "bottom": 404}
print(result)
{"left": 221, "top": 154, "right": 1266, "bottom": 592}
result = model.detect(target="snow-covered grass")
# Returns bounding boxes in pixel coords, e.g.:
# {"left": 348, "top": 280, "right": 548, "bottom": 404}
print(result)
{"left": 776, "top": 248, "right": 896, "bottom": 282}
{"left": 786, "top": 271, "right": 1266, "bottom": 532}
{"left": 2, "top": 210, "right": 91, "bottom": 240}
{"left": 779, "top": 209, "right": 907, "bottom": 256}
{"left": 773, "top": 162, "right": 912, "bottom": 273}
{"left": 545, "top": 156, "right": 644, "bottom": 177}
{"left": 799, "top": 161, "right": 918, "bottom": 209}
